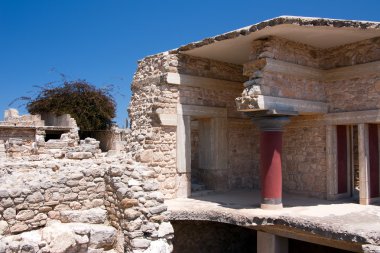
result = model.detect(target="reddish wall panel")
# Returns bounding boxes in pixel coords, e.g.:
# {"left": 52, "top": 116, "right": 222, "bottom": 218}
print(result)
{"left": 368, "top": 124, "right": 379, "bottom": 198}
{"left": 337, "top": 125, "right": 348, "bottom": 194}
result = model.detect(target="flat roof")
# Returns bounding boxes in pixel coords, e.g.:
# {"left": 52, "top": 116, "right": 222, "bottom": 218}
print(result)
{"left": 168, "top": 16, "right": 380, "bottom": 65}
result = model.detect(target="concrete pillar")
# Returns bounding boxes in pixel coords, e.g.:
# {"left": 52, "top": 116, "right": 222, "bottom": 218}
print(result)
{"left": 253, "top": 116, "right": 290, "bottom": 210}
{"left": 358, "top": 123, "right": 370, "bottom": 205}
{"left": 257, "top": 231, "right": 288, "bottom": 253}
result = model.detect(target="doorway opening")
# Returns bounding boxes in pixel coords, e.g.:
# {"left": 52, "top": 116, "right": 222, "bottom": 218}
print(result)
{"left": 336, "top": 125, "right": 359, "bottom": 200}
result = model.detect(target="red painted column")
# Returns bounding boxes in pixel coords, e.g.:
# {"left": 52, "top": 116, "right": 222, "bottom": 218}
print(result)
{"left": 253, "top": 116, "right": 290, "bottom": 210}
{"left": 260, "top": 131, "right": 283, "bottom": 209}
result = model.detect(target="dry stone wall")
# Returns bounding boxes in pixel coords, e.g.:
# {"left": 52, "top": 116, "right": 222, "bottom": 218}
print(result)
{"left": 0, "top": 155, "right": 173, "bottom": 252}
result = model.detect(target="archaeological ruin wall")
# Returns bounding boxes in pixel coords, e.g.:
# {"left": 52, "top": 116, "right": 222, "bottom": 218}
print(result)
{"left": 129, "top": 32, "right": 380, "bottom": 200}
{"left": 0, "top": 156, "right": 173, "bottom": 252}
{"left": 129, "top": 51, "right": 265, "bottom": 198}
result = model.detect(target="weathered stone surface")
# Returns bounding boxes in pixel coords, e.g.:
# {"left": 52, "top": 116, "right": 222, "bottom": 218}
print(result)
{"left": 144, "top": 239, "right": 173, "bottom": 253}
{"left": 59, "top": 208, "right": 107, "bottom": 224}
{"left": 10, "top": 222, "right": 28, "bottom": 233}
{"left": 138, "top": 150, "right": 153, "bottom": 163}
{"left": 66, "top": 152, "right": 93, "bottom": 159}
{"left": 16, "top": 210, "right": 35, "bottom": 221}
{"left": 26, "top": 192, "right": 44, "bottom": 204}
{"left": 149, "top": 205, "right": 167, "bottom": 215}
{"left": 131, "top": 238, "right": 151, "bottom": 249}
{"left": 157, "top": 222, "right": 174, "bottom": 237}
{"left": 89, "top": 224, "right": 117, "bottom": 248}
{"left": 0, "top": 221, "right": 8, "bottom": 235}
{"left": 120, "top": 198, "right": 139, "bottom": 208}
{"left": 124, "top": 209, "right": 141, "bottom": 220}
{"left": 3, "top": 208, "right": 16, "bottom": 220}
{"left": 49, "top": 233, "right": 76, "bottom": 253}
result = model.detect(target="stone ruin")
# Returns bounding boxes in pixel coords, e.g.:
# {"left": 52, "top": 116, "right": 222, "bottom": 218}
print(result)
{"left": 2, "top": 16, "right": 380, "bottom": 253}
{"left": 0, "top": 110, "right": 173, "bottom": 252}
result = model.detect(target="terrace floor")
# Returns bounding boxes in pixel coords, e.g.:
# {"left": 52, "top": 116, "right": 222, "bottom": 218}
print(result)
{"left": 166, "top": 190, "right": 380, "bottom": 252}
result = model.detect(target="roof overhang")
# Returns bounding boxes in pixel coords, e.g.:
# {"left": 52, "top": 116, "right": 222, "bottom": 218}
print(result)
{"left": 177, "top": 16, "right": 380, "bottom": 65}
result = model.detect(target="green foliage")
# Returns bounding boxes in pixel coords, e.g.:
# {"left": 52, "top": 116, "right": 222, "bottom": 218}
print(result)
{"left": 27, "top": 80, "right": 116, "bottom": 130}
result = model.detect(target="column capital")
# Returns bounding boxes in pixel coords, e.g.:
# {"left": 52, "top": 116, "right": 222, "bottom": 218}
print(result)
{"left": 251, "top": 116, "right": 290, "bottom": 132}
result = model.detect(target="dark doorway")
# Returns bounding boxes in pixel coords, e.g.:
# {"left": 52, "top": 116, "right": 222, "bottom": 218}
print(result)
{"left": 289, "top": 238, "right": 355, "bottom": 253}
{"left": 172, "top": 220, "right": 257, "bottom": 253}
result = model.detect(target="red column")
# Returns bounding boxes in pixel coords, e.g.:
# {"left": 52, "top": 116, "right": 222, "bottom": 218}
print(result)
{"left": 252, "top": 116, "right": 289, "bottom": 210}
{"left": 260, "top": 131, "right": 283, "bottom": 209}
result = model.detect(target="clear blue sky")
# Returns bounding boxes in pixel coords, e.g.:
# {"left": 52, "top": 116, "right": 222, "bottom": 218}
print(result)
{"left": 1, "top": 1, "right": 379, "bottom": 127}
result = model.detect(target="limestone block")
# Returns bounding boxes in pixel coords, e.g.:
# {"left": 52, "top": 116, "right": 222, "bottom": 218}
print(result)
{"left": 138, "top": 150, "right": 154, "bottom": 163}
{"left": 66, "top": 152, "right": 93, "bottom": 159}
{"left": 26, "top": 192, "right": 44, "bottom": 204}
{"left": 16, "top": 210, "right": 35, "bottom": 221}
{"left": 144, "top": 239, "right": 172, "bottom": 253}
{"left": 59, "top": 208, "right": 107, "bottom": 224}
{"left": 120, "top": 198, "right": 139, "bottom": 208}
{"left": 89, "top": 224, "right": 117, "bottom": 248}
{"left": 0, "top": 189, "right": 9, "bottom": 198}
{"left": 143, "top": 181, "right": 159, "bottom": 191}
{"left": 0, "top": 221, "right": 8, "bottom": 235}
{"left": 157, "top": 222, "right": 174, "bottom": 237}
{"left": 10, "top": 222, "right": 28, "bottom": 233}
{"left": 148, "top": 205, "right": 167, "bottom": 215}
{"left": 124, "top": 209, "right": 141, "bottom": 220}
{"left": 131, "top": 238, "right": 151, "bottom": 249}
{"left": 3, "top": 208, "right": 16, "bottom": 220}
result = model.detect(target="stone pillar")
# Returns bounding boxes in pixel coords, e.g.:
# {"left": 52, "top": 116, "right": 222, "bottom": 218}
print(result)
{"left": 257, "top": 231, "right": 288, "bottom": 253}
{"left": 358, "top": 123, "right": 370, "bottom": 205}
{"left": 253, "top": 116, "right": 290, "bottom": 209}
{"left": 176, "top": 115, "right": 191, "bottom": 197}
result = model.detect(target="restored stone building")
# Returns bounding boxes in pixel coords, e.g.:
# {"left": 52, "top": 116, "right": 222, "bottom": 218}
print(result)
{"left": 128, "top": 16, "right": 380, "bottom": 252}
{"left": 2, "top": 15, "right": 380, "bottom": 253}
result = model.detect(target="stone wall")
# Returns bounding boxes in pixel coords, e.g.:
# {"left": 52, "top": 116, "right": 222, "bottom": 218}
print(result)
{"left": 326, "top": 74, "right": 380, "bottom": 113}
{"left": 242, "top": 36, "right": 326, "bottom": 102}
{"left": 0, "top": 155, "right": 173, "bottom": 252}
{"left": 130, "top": 52, "right": 255, "bottom": 196}
{"left": 321, "top": 37, "right": 380, "bottom": 69}
{"left": 227, "top": 120, "right": 260, "bottom": 189}
{"left": 283, "top": 116, "right": 327, "bottom": 198}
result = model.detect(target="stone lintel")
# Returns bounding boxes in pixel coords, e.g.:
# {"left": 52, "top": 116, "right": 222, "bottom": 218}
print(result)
{"left": 157, "top": 114, "right": 178, "bottom": 126}
{"left": 177, "top": 104, "right": 227, "bottom": 118}
{"left": 236, "top": 96, "right": 327, "bottom": 115}
{"left": 325, "top": 110, "right": 380, "bottom": 125}
{"left": 166, "top": 72, "right": 243, "bottom": 91}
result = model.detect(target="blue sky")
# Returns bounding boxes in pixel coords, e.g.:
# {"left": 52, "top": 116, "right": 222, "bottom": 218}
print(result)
{"left": 1, "top": 0, "right": 379, "bottom": 127}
